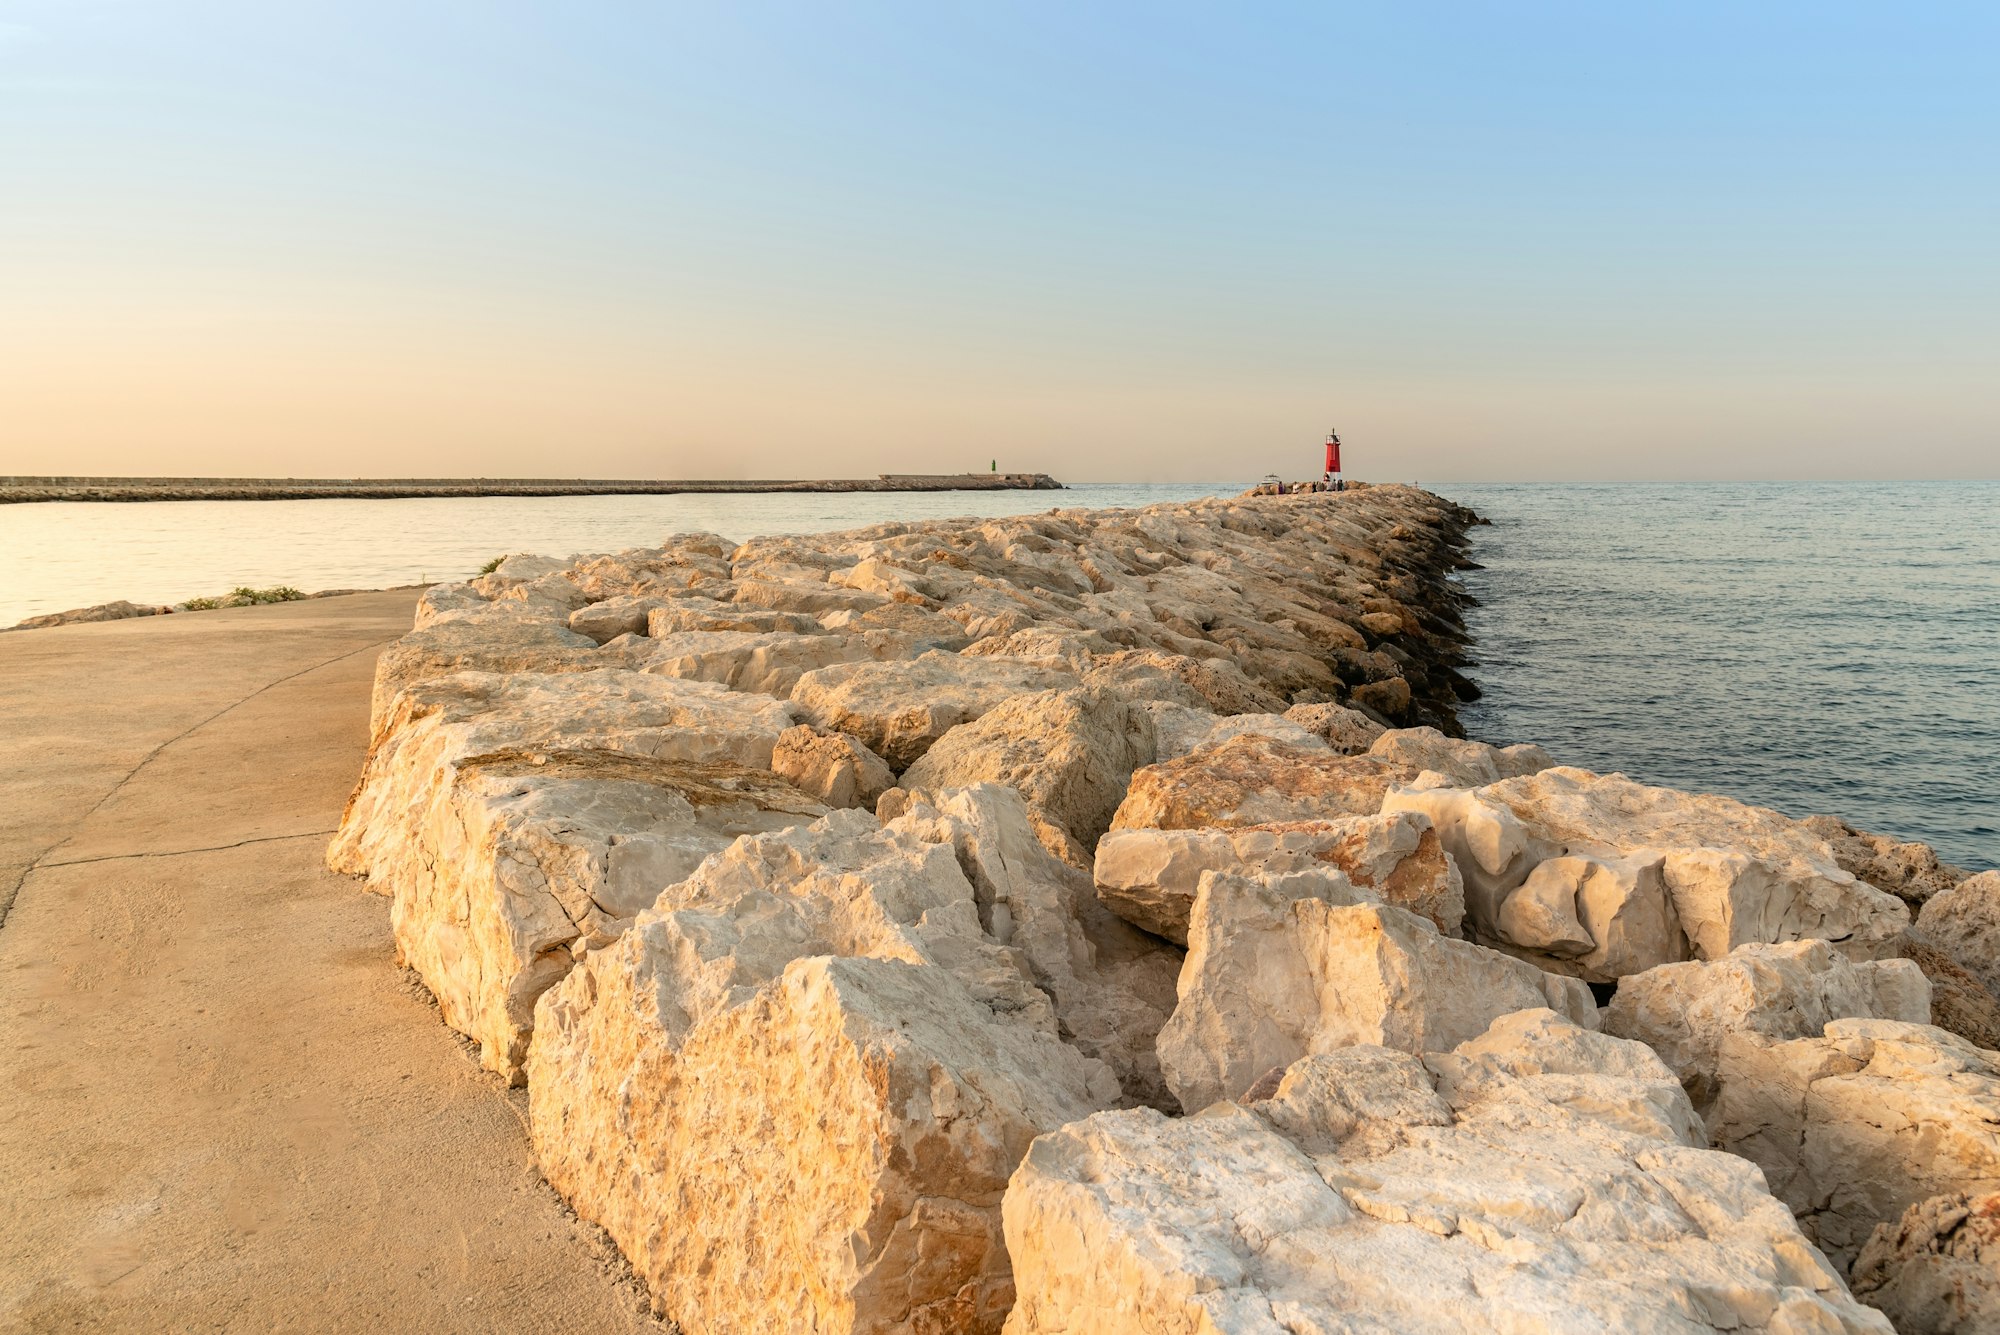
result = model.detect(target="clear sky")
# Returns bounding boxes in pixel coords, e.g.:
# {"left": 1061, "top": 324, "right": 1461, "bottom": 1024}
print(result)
{"left": 3, "top": 2, "right": 1995, "bottom": 482}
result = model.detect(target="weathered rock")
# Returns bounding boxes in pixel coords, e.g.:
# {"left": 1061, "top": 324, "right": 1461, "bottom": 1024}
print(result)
{"left": 11, "top": 598, "right": 172, "bottom": 630}
{"left": 1803, "top": 815, "right": 1972, "bottom": 908}
{"left": 1090, "top": 812, "right": 1463, "bottom": 945}
{"left": 1157, "top": 872, "right": 1595, "bottom": 1113}
{"left": 527, "top": 809, "right": 1121, "bottom": 1334}
{"left": 791, "top": 651, "right": 1078, "bottom": 769}
{"left": 368, "top": 609, "right": 624, "bottom": 738}
{"left": 1110, "top": 734, "right": 1419, "bottom": 832}
{"left": 1897, "top": 932, "right": 2000, "bottom": 1050}
{"left": 1003, "top": 1012, "right": 1888, "bottom": 1334}
{"left": 1368, "top": 724, "right": 1554, "bottom": 787}
{"left": 1604, "top": 940, "right": 1931, "bottom": 1110}
{"left": 1141, "top": 703, "right": 1327, "bottom": 763}
{"left": 1851, "top": 1190, "right": 2000, "bottom": 1334}
{"left": 328, "top": 670, "right": 804, "bottom": 1078}
{"left": 641, "top": 628, "right": 915, "bottom": 698}
{"left": 566, "top": 594, "right": 671, "bottom": 644}
{"left": 895, "top": 785, "right": 1183, "bottom": 1109}
{"left": 770, "top": 723, "right": 897, "bottom": 810}
{"left": 1710, "top": 1018, "right": 2000, "bottom": 1270}
{"left": 1081, "top": 649, "right": 1288, "bottom": 716}
{"left": 1387, "top": 767, "right": 1910, "bottom": 980}
{"left": 1919, "top": 871, "right": 2000, "bottom": 1001}
{"left": 1281, "top": 700, "right": 1387, "bottom": 754}
{"left": 645, "top": 599, "right": 823, "bottom": 636}
{"left": 900, "top": 687, "right": 1155, "bottom": 864}
{"left": 1349, "top": 673, "right": 1412, "bottom": 719}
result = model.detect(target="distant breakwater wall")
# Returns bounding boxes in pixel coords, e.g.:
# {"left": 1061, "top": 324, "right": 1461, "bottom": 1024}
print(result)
{"left": 0, "top": 472, "right": 1065, "bottom": 504}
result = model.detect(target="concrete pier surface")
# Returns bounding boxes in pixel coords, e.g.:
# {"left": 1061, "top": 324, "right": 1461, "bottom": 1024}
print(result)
{"left": 0, "top": 592, "right": 660, "bottom": 1333}
{"left": 0, "top": 472, "right": 1064, "bottom": 503}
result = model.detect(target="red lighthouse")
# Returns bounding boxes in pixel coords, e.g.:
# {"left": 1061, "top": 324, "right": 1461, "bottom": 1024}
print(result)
{"left": 1324, "top": 428, "right": 1343, "bottom": 491}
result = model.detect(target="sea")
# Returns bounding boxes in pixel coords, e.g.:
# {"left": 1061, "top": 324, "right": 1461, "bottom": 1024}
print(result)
{"left": 3, "top": 479, "right": 1993, "bottom": 869}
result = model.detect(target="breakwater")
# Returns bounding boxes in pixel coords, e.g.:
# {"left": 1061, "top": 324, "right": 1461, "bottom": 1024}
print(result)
{"left": 328, "top": 484, "right": 1997, "bottom": 1332}
{"left": 0, "top": 471, "right": 1064, "bottom": 504}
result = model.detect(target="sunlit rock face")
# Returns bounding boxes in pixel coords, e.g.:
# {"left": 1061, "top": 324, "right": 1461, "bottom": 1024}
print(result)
{"left": 1001, "top": 1010, "right": 1891, "bottom": 1335}
{"left": 1710, "top": 1018, "right": 2000, "bottom": 1272}
{"left": 1092, "top": 811, "right": 1463, "bottom": 945}
{"left": 526, "top": 808, "right": 1124, "bottom": 1335}
{"left": 1386, "top": 766, "right": 1911, "bottom": 982}
{"left": 331, "top": 488, "right": 1978, "bottom": 1331}
{"left": 327, "top": 670, "right": 807, "bottom": 1080}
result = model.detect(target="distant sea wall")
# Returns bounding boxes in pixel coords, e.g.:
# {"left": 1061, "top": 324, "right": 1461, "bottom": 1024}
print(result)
{"left": 0, "top": 472, "right": 1065, "bottom": 504}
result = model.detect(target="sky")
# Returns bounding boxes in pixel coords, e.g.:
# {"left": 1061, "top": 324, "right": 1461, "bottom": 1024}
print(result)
{"left": 2, "top": 2, "right": 1995, "bottom": 483}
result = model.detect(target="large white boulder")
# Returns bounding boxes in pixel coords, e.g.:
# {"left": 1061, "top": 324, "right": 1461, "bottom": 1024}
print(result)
{"left": 1156, "top": 871, "right": 1596, "bottom": 1113}
{"left": 1090, "top": 812, "right": 1463, "bottom": 945}
{"left": 1110, "top": 733, "right": 1420, "bottom": 832}
{"left": 641, "top": 628, "right": 934, "bottom": 698}
{"left": 1386, "top": 767, "right": 1910, "bottom": 981}
{"left": 791, "top": 651, "right": 1078, "bottom": 769}
{"left": 1140, "top": 703, "right": 1327, "bottom": 763}
{"left": 528, "top": 809, "right": 1120, "bottom": 1334}
{"left": 1367, "top": 724, "right": 1554, "bottom": 787}
{"left": 327, "top": 670, "right": 806, "bottom": 1079}
{"left": 1003, "top": 1011, "right": 1889, "bottom": 1334}
{"left": 899, "top": 687, "right": 1156, "bottom": 865}
{"left": 1604, "top": 939, "right": 1930, "bottom": 1110}
{"left": 1917, "top": 870, "right": 2000, "bottom": 1000}
{"left": 1281, "top": 700, "right": 1387, "bottom": 754}
{"left": 894, "top": 785, "right": 1182, "bottom": 1109}
{"left": 1710, "top": 1018, "right": 2000, "bottom": 1270}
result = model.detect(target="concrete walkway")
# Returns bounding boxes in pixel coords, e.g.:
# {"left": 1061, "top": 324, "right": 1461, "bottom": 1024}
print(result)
{"left": 0, "top": 594, "right": 659, "bottom": 1333}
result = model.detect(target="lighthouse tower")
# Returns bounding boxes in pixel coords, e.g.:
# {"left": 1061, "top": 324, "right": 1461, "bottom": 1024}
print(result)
{"left": 1324, "top": 427, "right": 1343, "bottom": 491}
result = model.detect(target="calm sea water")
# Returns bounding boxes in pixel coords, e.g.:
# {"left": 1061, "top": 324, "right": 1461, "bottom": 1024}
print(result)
{"left": 1444, "top": 482, "right": 1999, "bottom": 871}
{"left": 6, "top": 479, "right": 1992, "bottom": 869}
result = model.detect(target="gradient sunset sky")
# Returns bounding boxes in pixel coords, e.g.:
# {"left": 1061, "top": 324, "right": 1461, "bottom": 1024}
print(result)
{"left": 4, "top": 2, "right": 1995, "bottom": 482}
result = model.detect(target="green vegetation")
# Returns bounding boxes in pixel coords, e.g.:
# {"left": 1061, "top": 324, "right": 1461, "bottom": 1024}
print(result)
{"left": 180, "top": 586, "right": 308, "bottom": 611}
{"left": 477, "top": 555, "right": 509, "bottom": 575}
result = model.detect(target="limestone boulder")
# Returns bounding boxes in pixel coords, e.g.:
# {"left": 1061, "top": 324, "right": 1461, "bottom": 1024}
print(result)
{"left": 527, "top": 810, "right": 1121, "bottom": 1334}
{"left": 1141, "top": 703, "right": 1327, "bottom": 763}
{"left": 645, "top": 599, "right": 823, "bottom": 636}
{"left": 1091, "top": 812, "right": 1463, "bottom": 945}
{"left": 895, "top": 785, "right": 1183, "bottom": 1109}
{"left": 1156, "top": 871, "right": 1595, "bottom": 1113}
{"left": 369, "top": 607, "right": 639, "bottom": 739}
{"left": 1003, "top": 1014, "right": 1887, "bottom": 1334}
{"left": 1918, "top": 871, "right": 2000, "bottom": 1001}
{"left": 567, "top": 537, "right": 733, "bottom": 598}
{"left": 899, "top": 687, "right": 1155, "bottom": 864}
{"left": 1081, "top": 649, "right": 1287, "bottom": 716}
{"left": 1851, "top": 1190, "right": 2000, "bottom": 1335}
{"left": 1710, "top": 1018, "right": 2000, "bottom": 1270}
{"left": 1367, "top": 724, "right": 1554, "bottom": 787}
{"left": 566, "top": 594, "right": 671, "bottom": 644}
{"left": 1110, "top": 734, "right": 1419, "bottom": 832}
{"left": 791, "top": 651, "right": 1078, "bottom": 769}
{"left": 1604, "top": 940, "right": 1930, "bottom": 1110}
{"left": 1803, "top": 815, "right": 1971, "bottom": 908}
{"left": 1387, "top": 767, "right": 1910, "bottom": 981}
{"left": 641, "top": 628, "right": 922, "bottom": 698}
{"left": 771, "top": 723, "right": 897, "bottom": 810}
{"left": 1281, "top": 701, "right": 1387, "bottom": 754}
{"left": 328, "top": 670, "right": 804, "bottom": 1078}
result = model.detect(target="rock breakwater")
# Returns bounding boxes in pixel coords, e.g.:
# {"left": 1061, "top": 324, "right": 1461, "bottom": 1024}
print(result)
{"left": 331, "top": 485, "right": 2000, "bottom": 1332}
{"left": 0, "top": 471, "right": 1065, "bottom": 504}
